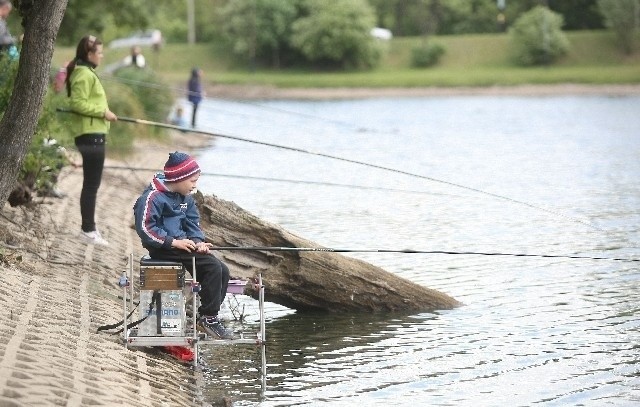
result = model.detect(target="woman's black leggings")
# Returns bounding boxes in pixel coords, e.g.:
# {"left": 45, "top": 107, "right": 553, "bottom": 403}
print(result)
{"left": 75, "top": 133, "right": 106, "bottom": 233}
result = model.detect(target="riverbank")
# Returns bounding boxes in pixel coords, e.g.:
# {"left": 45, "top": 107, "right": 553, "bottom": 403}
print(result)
{"left": 1, "top": 84, "right": 638, "bottom": 406}
{"left": 206, "top": 83, "right": 640, "bottom": 100}
{"left": 0, "top": 132, "right": 216, "bottom": 406}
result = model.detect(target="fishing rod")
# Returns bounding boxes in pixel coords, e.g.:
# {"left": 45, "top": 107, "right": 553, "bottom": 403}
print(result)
{"left": 210, "top": 246, "right": 640, "bottom": 263}
{"left": 56, "top": 108, "right": 600, "bottom": 231}
{"left": 103, "top": 164, "right": 456, "bottom": 197}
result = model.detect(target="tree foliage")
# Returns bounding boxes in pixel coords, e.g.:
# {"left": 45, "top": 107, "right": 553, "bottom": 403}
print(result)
{"left": 57, "top": 0, "right": 150, "bottom": 45}
{"left": 439, "top": 0, "right": 502, "bottom": 34}
{"left": 508, "top": 5, "right": 570, "bottom": 66}
{"left": 217, "top": 0, "right": 381, "bottom": 70}
{"left": 49, "top": 0, "right": 611, "bottom": 51}
{"left": 218, "top": 0, "right": 300, "bottom": 68}
{"left": 597, "top": 0, "right": 640, "bottom": 54}
{"left": 290, "top": 0, "right": 381, "bottom": 69}
{"left": 548, "top": 0, "right": 604, "bottom": 30}
{"left": 366, "top": 0, "right": 605, "bottom": 37}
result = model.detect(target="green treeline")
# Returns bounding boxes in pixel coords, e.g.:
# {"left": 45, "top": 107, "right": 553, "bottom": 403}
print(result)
{"left": 36, "top": 0, "right": 638, "bottom": 71}
{"left": 50, "top": 0, "right": 610, "bottom": 45}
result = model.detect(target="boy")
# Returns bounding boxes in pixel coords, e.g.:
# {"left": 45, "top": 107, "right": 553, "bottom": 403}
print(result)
{"left": 133, "top": 151, "right": 234, "bottom": 339}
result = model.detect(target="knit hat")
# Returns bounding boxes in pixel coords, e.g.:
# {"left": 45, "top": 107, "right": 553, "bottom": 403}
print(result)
{"left": 163, "top": 152, "right": 201, "bottom": 182}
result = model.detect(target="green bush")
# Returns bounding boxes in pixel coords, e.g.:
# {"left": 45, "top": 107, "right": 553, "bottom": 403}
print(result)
{"left": 100, "top": 84, "right": 147, "bottom": 152}
{"left": 411, "top": 42, "right": 446, "bottom": 68}
{"left": 4, "top": 81, "right": 76, "bottom": 201}
{"left": 290, "top": 0, "right": 382, "bottom": 69}
{"left": 508, "top": 6, "right": 570, "bottom": 66}
{"left": 112, "top": 66, "right": 174, "bottom": 123}
{"left": 0, "top": 56, "right": 18, "bottom": 114}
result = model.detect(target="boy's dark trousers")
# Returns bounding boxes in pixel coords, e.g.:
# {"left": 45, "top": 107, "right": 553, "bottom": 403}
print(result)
{"left": 148, "top": 248, "right": 230, "bottom": 317}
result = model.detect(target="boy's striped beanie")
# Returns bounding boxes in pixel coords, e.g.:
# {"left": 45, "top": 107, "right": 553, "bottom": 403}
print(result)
{"left": 163, "top": 151, "right": 200, "bottom": 182}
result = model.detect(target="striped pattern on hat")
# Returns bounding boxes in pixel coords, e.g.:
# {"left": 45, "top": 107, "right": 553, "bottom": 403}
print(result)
{"left": 163, "top": 151, "right": 201, "bottom": 182}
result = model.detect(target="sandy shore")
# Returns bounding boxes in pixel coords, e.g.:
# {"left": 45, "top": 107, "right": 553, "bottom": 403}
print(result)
{"left": 207, "top": 83, "right": 640, "bottom": 100}
{"left": 0, "top": 132, "right": 215, "bottom": 406}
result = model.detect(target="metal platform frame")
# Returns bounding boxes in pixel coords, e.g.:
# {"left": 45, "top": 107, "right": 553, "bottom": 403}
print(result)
{"left": 119, "top": 253, "right": 266, "bottom": 383}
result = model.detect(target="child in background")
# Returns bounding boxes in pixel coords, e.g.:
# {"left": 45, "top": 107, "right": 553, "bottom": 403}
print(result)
{"left": 169, "top": 105, "right": 188, "bottom": 128}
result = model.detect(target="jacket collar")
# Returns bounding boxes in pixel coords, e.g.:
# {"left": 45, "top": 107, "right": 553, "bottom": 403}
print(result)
{"left": 152, "top": 173, "right": 187, "bottom": 198}
{"left": 152, "top": 174, "right": 170, "bottom": 193}
{"left": 76, "top": 59, "right": 97, "bottom": 70}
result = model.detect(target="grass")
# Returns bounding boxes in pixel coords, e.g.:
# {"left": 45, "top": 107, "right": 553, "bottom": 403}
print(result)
{"left": 52, "top": 30, "right": 640, "bottom": 89}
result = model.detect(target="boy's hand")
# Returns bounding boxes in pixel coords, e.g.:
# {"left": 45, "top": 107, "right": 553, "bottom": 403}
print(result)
{"left": 172, "top": 238, "right": 197, "bottom": 252}
{"left": 195, "top": 242, "right": 212, "bottom": 253}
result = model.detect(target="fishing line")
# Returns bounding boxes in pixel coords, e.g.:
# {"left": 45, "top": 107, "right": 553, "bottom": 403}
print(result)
{"left": 57, "top": 107, "right": 601, "bottom": 231}
{"left": 210, "top": 246, "right": 640, "bottom": 263}
{"left": 103, "top": 165, "right": 460, "bottom": 197}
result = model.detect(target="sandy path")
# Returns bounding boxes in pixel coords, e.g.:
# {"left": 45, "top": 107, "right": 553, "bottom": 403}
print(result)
{"left": 0, "top": 134, "right": 211, "bottom": 406}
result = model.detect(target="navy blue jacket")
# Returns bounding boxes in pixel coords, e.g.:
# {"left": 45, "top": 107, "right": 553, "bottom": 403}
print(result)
{"left": 133, "top": 174, "right": 204, "bottom": 251}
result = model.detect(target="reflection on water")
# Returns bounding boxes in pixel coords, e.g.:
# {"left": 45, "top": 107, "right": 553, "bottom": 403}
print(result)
{"left": 192, "top": 95, "right": 640, "bottom": 406}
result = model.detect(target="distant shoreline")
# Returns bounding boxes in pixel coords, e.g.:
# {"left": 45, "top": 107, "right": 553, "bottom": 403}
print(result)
{"left": 207, "top": 83, "right": 640, "bottom": 100}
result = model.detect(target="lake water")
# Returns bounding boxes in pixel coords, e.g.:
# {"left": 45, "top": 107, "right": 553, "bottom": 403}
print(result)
{"left": 188, "top": 94, "right": 640, "bottom": 406}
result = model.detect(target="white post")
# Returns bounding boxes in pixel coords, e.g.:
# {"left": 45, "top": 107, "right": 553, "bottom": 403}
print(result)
{"left": 187, "top": 0, "right": 196, "bottom": 44}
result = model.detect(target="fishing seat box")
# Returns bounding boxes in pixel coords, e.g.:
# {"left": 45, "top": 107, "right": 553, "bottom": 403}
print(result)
{"left": 139, "top": 257, "right": 186, "bottom": 290}
{"left": 137, "top": 256, "right": 187, "bottom": 337}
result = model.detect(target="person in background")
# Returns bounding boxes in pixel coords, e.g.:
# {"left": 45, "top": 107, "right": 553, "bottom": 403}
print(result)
{"left": 0, "top": 0, "right": 17, "bottom": 60}
{"left": 122, "top": 45, "right": 145, "bottom": 68}
{"left": 169, "top": 105, "right": 188, "bottom": 128}
{"left": 187, "top": 67, "right": 203, "bottom": 128}
{"left": 133, "top": 152, "right": 234, "bottom": 339}
{"left": 65, "top": 34, "right": 118, "bottom": 246}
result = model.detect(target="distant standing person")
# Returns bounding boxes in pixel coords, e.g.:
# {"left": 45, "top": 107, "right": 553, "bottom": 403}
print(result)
{"left": 187, "top": 67, "right": 203, "bottom": 128}
{"left": 122, "top": 45, "right": 145, "bottom": 68}
{"left": 66, "top": 34, "right": 118, "bottom": 246}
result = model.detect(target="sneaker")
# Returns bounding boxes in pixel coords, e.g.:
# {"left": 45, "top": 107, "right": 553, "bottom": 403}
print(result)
{"left": 81, "top": 230, "right": 109, "bottom": 246}
{"left": 197, "top": 316, "right": 234, "bottom": 339}
{"left": 39, "top": 187, "right": 67, "bottom": 198}
{"left": 50, "top": 188, "right": 67, "bottom": 199}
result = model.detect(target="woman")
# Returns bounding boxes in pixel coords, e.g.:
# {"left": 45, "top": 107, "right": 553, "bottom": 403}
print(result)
{"left": 66, "top": 35, "right": 117, "bottom": 245}
{"left": 187, "top": 67, "right": 203, "bottom": 128}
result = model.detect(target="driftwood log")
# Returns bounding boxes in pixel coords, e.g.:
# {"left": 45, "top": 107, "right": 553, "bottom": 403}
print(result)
{"left": 196, "top": 193, "right": 460, "bottom": 313}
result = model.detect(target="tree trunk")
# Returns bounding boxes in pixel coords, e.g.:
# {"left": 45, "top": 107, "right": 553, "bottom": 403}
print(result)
{"left": 0, "top": 0, "right": 68, "bottom": 205}
{"left": 196, "top": 193, "right": 461, "bottom": 313}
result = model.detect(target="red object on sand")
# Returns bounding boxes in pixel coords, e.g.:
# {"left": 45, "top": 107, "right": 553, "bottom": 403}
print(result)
{"left": 162, "top": 346, "right": 195, "bottom": 361}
